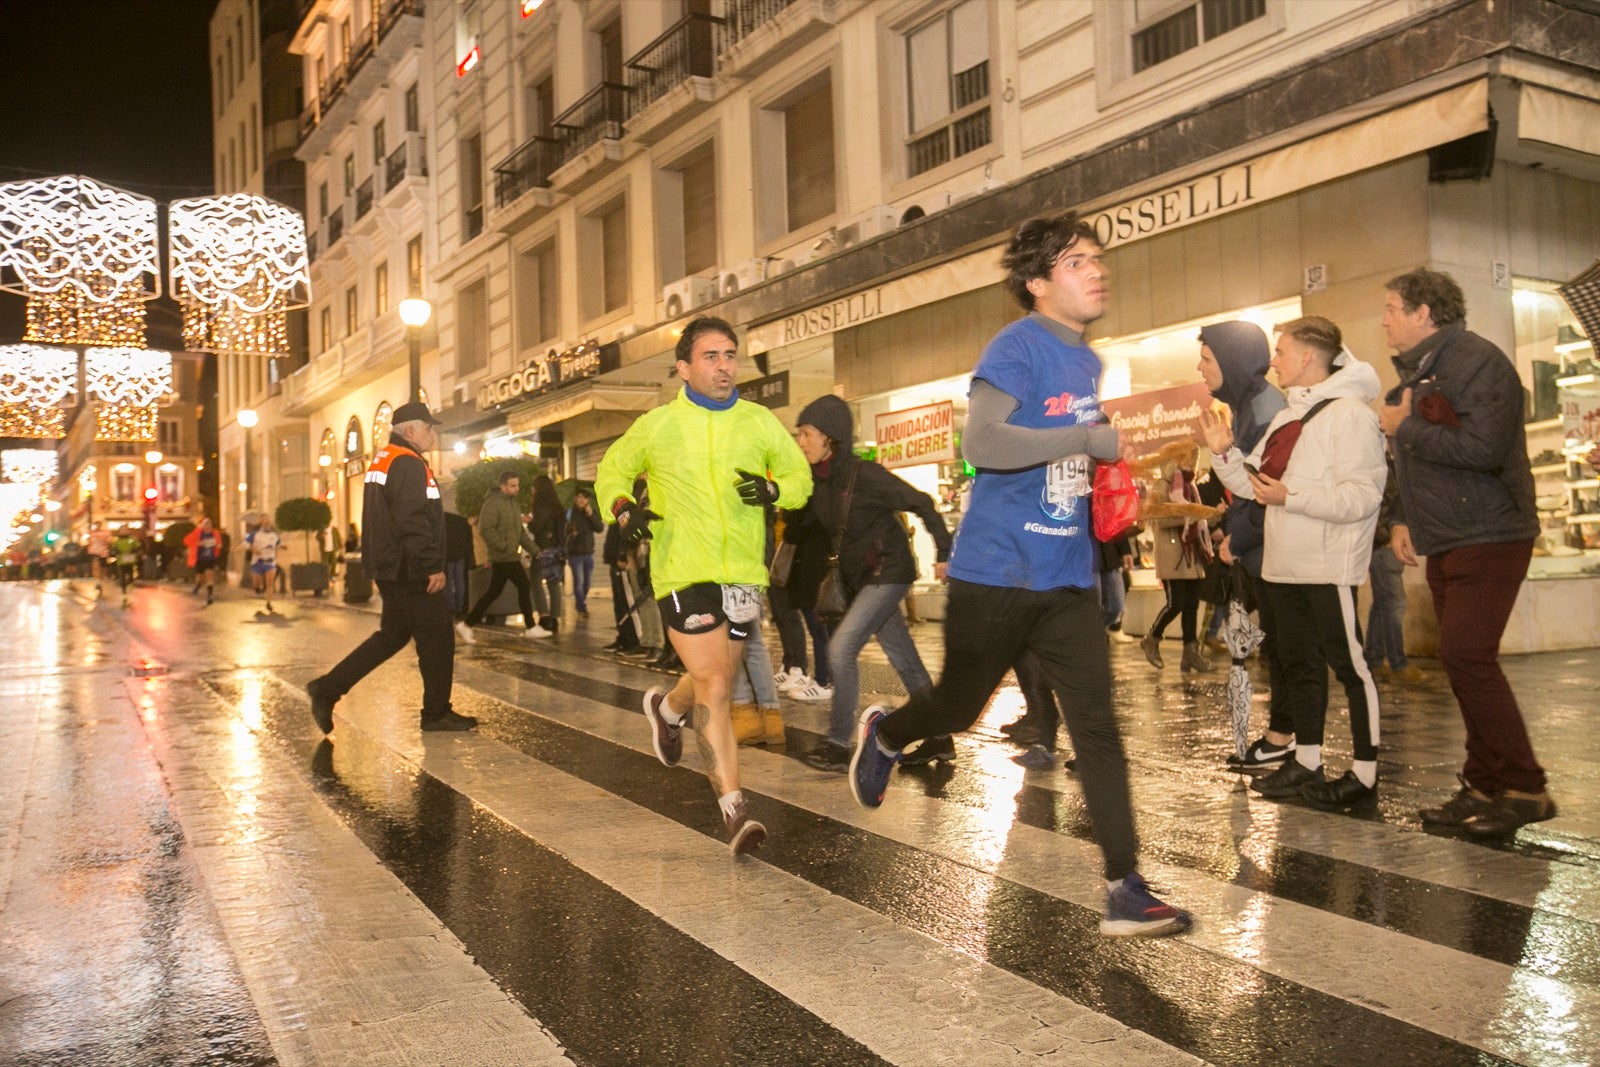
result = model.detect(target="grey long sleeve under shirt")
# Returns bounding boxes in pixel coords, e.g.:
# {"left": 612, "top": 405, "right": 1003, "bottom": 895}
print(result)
{"left": 961, "top": 313, "right": 1120, "bottom": 470}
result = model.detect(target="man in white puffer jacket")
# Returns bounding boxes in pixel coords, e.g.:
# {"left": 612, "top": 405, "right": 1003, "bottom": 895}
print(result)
{"left": 1201, "top": 316, "right": 1387, "bottom": 811}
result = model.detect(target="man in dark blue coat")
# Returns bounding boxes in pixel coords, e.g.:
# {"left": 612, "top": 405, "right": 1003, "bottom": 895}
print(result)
{"left": 1379, "top": 268, "right": 1551, "bottom": 836}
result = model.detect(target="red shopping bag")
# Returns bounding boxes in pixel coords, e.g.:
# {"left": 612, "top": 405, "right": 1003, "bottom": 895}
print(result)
{"left": 1092, "top": 459, "right": 1139, "bottom": 542}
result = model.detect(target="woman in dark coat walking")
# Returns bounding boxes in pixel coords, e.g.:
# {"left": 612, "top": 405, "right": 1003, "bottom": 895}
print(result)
{"left": 795, "top": 395, "right": 953, "bottom": 772}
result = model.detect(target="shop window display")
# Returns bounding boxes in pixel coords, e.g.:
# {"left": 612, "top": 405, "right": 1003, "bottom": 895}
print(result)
{"left": 1514, "top": 281, "right": 1599, "bottom": 578}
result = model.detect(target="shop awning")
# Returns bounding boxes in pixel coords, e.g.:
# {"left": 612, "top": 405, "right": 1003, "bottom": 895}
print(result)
{"left": 1519, "top": 84, "right": 1600, "bottom": 159}
{"left": 503, "top": 382, "right": 660, "bottom": 436}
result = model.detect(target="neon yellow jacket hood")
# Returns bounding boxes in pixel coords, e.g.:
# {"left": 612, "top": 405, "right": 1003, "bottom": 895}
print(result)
{"left": 595, "top": 390, "right": 812, "bottom": 597}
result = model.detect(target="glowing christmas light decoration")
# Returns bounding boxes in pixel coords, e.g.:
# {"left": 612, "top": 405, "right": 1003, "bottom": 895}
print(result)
{"left": 0, "top": 176, "right": 159, "bottom": 346}
{"left": 0, "top": 483, "right": 41, "bottom": 534}
{"left": 85, "top": 347, "right": 171, "bottom": 442}
{"left": 0, "top": 344, "right": 79, "bottom": 438}
{"left": 1, "top": 448, "right": 59, "bottom": 487}
{"left": 168, "top": 195, "right": 309, "bottom": 355}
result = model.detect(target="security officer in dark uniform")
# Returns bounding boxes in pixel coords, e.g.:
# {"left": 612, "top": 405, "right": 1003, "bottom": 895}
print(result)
{"left": 306, "top": 401, "right": 476, "bottom": 733}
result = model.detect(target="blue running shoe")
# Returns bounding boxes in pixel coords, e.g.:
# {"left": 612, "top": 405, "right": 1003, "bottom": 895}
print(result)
{"left": 1101, "top": 872, "right": 1193, "bottom": 937}
{"left": 849, "top": 705, "right": 900, "bottom": 809}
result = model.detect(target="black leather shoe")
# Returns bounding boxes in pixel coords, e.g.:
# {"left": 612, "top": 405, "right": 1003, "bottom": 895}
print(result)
{"left": 900, "top": 734, "right": 956, "bottom": 766}
{"left": 306, "top": 678, "right": 336, "bottom": 735}
{"left": 1300, "top": 770, "right": 1376, "bottom": 810}
{"left": 1462, "top": 791, "right": 1557, "bottom": 836}
{"left": 602, "top": 638, "right": 624, "bottom": 651}
{"left": 801, "top": 740, "right": 851, "bottom": 773}
{"left": 619, "top": 645, "right": 655, "bottom": 659}
{"left": 421, "top": 709, "right": 479, "bottom": 731}
{"left": 1251, "top": 760, "right": 1322, "bottom": 799}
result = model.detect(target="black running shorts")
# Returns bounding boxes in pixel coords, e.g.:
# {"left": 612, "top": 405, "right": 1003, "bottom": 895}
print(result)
{"left": 658, "top": 582, "right": 761, "bottom": 640}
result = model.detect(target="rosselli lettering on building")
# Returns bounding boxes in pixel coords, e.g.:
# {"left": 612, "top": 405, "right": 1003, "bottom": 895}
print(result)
{"left": 781, "top": 288, "right": 883, "bottom": 344}
{"left": 1087, "top": 164, "right": 1255, "bottom": 249}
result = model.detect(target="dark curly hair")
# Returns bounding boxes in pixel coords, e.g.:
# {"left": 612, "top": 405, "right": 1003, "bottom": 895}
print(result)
{"left": 675, "top": 315, "right": 739, "bottom": 364}
{"left": 1001, "top": 213, "right": 1100, "bottom": 311}
{"left": 1386, "top": 268, "right": 1466, "bottom": 328}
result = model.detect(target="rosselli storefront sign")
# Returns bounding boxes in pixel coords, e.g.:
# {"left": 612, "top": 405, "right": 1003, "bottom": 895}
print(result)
{"left": 1086, "top": 165, "right": 1256, "bottom": 249}
{"left": 1100, "top": 383, "right": 1213, "bottom": 453}
{"left": 476, "top": 340, "right": 621, "bottom": 410}
{"left": 780, "top": 288, "right": 884, "bottom": 344}
{"left": 876, "top": 401, "right": 956, "bottom": 470}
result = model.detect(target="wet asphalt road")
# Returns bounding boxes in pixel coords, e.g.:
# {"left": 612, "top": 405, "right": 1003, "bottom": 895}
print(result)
{"left": 1, "top": 577, "right": 1597, "bottom": 1066}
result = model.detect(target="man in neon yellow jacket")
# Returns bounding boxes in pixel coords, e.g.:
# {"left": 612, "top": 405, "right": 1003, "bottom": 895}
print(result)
{"left": 596, "top": 316, "right": 812, "bottom": 856}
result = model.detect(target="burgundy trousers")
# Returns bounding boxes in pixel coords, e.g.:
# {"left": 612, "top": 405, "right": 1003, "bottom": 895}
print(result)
{"left": 1425, "top": 538, "right": 1545, "bottom": 794}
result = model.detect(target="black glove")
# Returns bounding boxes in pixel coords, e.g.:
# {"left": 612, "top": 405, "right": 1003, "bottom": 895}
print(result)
{"left": 734, "top": 469, "right": 779, "bottom": 507}
{"left": 615, "top": 501, "right": 661, "bottom": 546}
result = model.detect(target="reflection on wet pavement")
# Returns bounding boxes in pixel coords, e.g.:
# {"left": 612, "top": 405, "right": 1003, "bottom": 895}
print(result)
{"left": 3, "top": 577, "right": 1598, "bottom": 1066}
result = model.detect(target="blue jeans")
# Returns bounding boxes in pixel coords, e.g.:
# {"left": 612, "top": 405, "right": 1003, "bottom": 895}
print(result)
{"left": 568, "top": 554, "right": 595, "bottom": 612}
{"left": 731, "top": 618, "right": 780, "bottom": 707}
{"left": 1364, "top": 546, "right": 1408, "bottom": 669}
{"left": 1098, "top": 567, "right": 1125, "bottom": 630}
{"left": 824, "top": 582, "right": 932, "bottom": 747}
{"left": 444, "top": 559, "right": 467, "bottom": 617}
{"left": 801, "top": 608, "right": 832, "bottom": 686}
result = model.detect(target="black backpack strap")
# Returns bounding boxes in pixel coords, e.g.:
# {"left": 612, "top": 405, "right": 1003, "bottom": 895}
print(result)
{"left": 1300, "top": 398, "right": 1337, "bottom": 425}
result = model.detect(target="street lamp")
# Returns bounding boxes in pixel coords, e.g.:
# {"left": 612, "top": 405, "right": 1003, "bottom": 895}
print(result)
{"left": 398, "top": 297, "right": 432, "bottom": 403}
{"left": 238, "top": 409, "right": 259, "bottom": 513}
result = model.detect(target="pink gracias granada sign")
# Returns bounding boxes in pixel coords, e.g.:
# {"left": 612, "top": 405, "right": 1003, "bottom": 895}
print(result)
{"left": 1100, "top": 383, "right": 1214, "bottom": 452}
{"left": 875, "top": 401, "right": 956, "bottom": 470}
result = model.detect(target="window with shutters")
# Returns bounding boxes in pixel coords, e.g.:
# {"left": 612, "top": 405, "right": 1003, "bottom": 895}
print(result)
{"left": 904, "top": 1, "right": 991, "bottom": 179}
{"left": 754, "top": 74, "right": 836, "bottom": 242}
{"left": 515, "top": 238, "right": 561, "bottom": 353}
{"left": 457, "top": 279, "right": 489, "bottom": 375}
{"left": 1096, "top": 0, "right": 1280, "bottom": 107}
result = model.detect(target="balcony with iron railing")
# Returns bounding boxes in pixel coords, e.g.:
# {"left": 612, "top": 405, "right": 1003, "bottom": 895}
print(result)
{"left": 554, "top": 82, "right": 632, "bottom": 163}
{"left": 548, "top": 83, "right": 632, "bottom": 190}
{"left": 719, "top": 0, "right": 835, "bottom": 80}
{"left": 493, "top": 135, "right": 563, "bottom": 207}
{"left": 488, "top": 133, "right": 561, "bottom": 231}
{"left": 295, "top": 0, "right": 425, "bottom": 159}
{"left": 383, "top": 133, "right": 428, "bottom": 195}
{"left": 355, "top": 176, "right": 374, "bottom": 220}
{"left": 326, "top": 204, "right": 345, "bottom": 246}
{"left": 624, "top": 12, "right": 725, "bottom": 144}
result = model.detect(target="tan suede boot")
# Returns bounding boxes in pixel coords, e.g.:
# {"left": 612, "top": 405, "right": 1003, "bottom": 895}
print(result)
{"left": 730, "top": 702, "right": 763, "bottom": 745}
{"left": 758, "top": 705, "right": 786, "bottom": 746}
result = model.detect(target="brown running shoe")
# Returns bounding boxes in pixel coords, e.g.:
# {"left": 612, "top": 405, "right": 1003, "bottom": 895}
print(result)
{"left": 724, "top": 798, "right": 767, "bottom": 857}
{"left": 1418, "top": 774, "right": 1495, "bottom": 827}
{"left": 642, "top": 686, "right": 683, "bottom": 766}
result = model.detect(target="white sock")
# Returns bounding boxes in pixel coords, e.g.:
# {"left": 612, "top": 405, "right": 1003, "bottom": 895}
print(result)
{"left": 1296, "top": 745, "right": 1321, "bottom": 771}
{"left": 660, "top": 693, "right": 685, "bottom": 725}
{"left": 717, "top": 790, "right": 744, "bottom": 819}
{"left": 1352, "top": 760, "right": 1377, "bottom": 788}
{"left": 1105, "top": 878, "right": 1124, "bottom": 892}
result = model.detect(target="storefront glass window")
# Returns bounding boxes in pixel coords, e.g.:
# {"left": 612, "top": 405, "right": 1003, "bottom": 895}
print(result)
{"left": 1516, "top": 279, "right": 1600, "bottom": 577}
{"left": 852, "top": 375, "right": 970, "bottom": 588}
{"left": 1513, "top": 280, "right": 1589, "bottom": 424}
{"left": 1093, "top": 296, "right": 1303, "bottom": 398}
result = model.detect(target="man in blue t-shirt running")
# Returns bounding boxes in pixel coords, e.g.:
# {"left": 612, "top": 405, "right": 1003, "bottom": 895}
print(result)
{"left": 848, "top": 213, "right": 1192, "bottom": 938}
